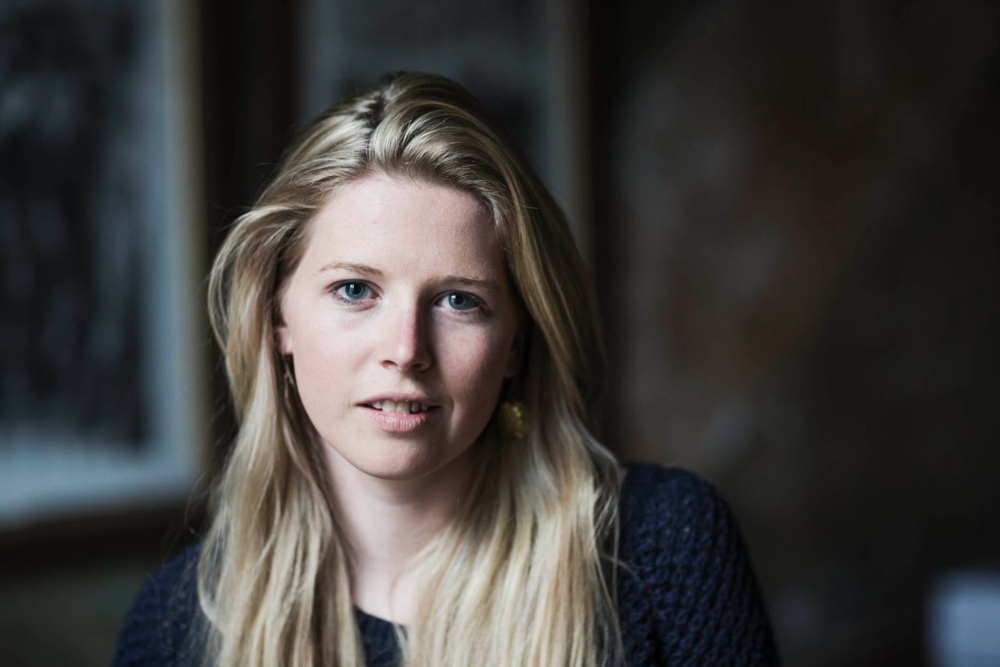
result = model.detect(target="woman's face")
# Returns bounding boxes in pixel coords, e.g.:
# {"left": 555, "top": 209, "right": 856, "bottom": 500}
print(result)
{"left": 278, "top": 173, "right": 520, "bottom": 483}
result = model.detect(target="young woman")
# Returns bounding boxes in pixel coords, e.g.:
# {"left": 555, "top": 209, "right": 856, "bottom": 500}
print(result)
{"left": 114, "top": 72, "right": 779, "bottom": 667}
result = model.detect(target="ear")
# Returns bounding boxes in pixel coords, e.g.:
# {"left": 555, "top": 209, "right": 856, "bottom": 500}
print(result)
{"left": 276, "top": 323, "right": 293, "bottom": 355}
{"left": 504, "top": 350, "right": 519, "bottom": 378}
{"left": 274, "top": 289, "right": 295, "bottom": 354}
{"left": 504, "top": 327, "right": 525, "bottom": 378}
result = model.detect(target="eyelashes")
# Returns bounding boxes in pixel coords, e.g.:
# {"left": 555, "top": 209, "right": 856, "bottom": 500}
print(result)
{"left": 329, "top": 281, "right": 486, "bottom": 314}
{"left": 442, "top": 292, "right": 481, "bottom": 311}
{"left": 332, "top": 281, "right": 371, "bottom": 302}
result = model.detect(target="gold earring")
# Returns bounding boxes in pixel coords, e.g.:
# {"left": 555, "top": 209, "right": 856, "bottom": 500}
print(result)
{"left": 498, "top": 401, "right": 527, "bottom": 440}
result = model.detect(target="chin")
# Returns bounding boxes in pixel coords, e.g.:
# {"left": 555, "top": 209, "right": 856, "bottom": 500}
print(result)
{"left": 327, "top": 440, "right": 455, "bottom": 483}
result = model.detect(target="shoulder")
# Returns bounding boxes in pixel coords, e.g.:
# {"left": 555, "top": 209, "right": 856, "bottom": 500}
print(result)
{"left": 620, "top": 463, "right": 724, "bottom": 522}
{"left": 618, "top": 463, "right": 747, "bottom": 601}
{"left": 619, "top": 463, "right": 736, "bottom": 553}
{"left": 617, "top": 463, "right": 780, "bottom": 665}
{"left": 113, "top": 542, "right": 203, "bottom": 667}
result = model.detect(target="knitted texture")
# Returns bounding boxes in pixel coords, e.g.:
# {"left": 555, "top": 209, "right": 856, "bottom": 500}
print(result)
{"left": 113, "top": 464, "right": 779, "bottom": 666}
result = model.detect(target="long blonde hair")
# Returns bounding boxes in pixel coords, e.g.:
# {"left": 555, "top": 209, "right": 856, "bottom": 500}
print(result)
{"left": 201, "top": 72, "right": 622, "bottom": 667}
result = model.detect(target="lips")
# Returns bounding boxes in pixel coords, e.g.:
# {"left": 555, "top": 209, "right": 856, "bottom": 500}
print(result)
{"left": 359, "top": 397, "right": 439, "bottom": 434}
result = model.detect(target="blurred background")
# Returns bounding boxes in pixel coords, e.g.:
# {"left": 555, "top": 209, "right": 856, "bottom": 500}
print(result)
{"left": 1, "top": 0, "right": 998, "bottom": 665}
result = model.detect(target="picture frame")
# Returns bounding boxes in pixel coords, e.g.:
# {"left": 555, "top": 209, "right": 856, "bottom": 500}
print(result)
{"left": 0, "top": 0, "right": 206, "bottom": 529}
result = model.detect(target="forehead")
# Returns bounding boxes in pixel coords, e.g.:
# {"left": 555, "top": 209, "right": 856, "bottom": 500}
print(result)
{"left": 298, "top": 173, "right": 503, "bottom": 277}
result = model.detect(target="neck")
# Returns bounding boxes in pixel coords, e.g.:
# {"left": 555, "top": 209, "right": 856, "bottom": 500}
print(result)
{"left": 324, "top": 448, "right": 474, "bottom": 625}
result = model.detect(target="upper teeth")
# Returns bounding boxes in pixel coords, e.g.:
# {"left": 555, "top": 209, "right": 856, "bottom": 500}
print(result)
{"left": 372, "top": 400, "right": 430, "bottom": 414}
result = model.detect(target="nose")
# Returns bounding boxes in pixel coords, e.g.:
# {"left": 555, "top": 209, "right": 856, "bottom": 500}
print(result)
{"left": 379, "top": 302, "right": 432, "bottom": 373}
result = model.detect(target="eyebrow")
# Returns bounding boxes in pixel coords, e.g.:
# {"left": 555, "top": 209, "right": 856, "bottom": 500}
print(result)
{"left": 441, "top": 274, "right": 502, "bottom": 294}
{"left": 317, "top": 261, "right": 384, "bottom": 277}
{"left": 318, "top": 263, "right": 501, "bottom": 294}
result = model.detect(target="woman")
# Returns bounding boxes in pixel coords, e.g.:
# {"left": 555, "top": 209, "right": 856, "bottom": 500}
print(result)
{"left": 115, "top": 72, "right": 778, "bottom": 667}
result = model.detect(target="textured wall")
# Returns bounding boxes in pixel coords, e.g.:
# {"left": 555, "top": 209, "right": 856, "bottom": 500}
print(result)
{"left": 606, "top": 0, "right": 999, "bottom": 663}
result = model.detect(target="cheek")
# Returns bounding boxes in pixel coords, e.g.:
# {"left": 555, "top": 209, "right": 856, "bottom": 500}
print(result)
{"left": 287, "top": 300, "right": 364, "bottom": 361}
{"left": 437, "top": 329, "right": 515, "bottom": 405}
{"left": 287, "top": 315, "right": 364, "bottom": 404}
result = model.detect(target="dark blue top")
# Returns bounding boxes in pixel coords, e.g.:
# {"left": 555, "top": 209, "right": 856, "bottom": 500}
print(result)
{"left": 113, "top": 464, "right": 779, "bottom": 666}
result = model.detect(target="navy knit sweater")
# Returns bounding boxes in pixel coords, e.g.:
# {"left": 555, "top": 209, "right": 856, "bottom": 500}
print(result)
{"left": 114, "top": 464, "right": 779, "bottom": 666}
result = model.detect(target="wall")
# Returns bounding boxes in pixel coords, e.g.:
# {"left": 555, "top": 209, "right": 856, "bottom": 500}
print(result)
{"left": 597, "top": 0, "right": 1000, "bottom": 663}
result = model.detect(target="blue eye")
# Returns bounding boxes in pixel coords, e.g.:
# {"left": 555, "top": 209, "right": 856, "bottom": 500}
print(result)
{"left": 334, "top": 282, "right": 371, "bottom": 301}
{"left": 445, "top": 292, "right": 479, "bottom": 311}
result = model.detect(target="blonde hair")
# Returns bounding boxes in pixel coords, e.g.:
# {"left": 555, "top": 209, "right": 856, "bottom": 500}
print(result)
{"left": 201, "top": 72, "right": 622, "bottom": 667}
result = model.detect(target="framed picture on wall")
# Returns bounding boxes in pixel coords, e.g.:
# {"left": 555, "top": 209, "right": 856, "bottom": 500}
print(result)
{"left": 0, "top": 0, "right": 206, "bottom": 528}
